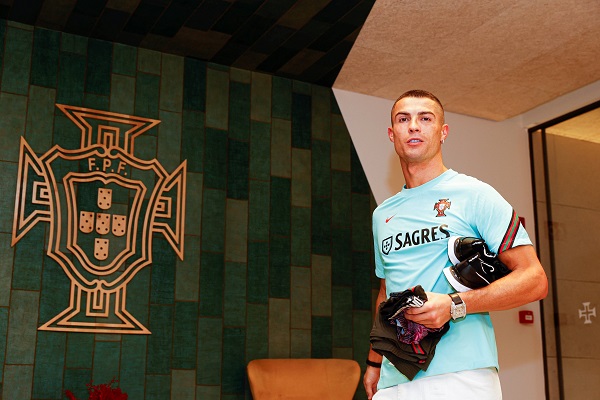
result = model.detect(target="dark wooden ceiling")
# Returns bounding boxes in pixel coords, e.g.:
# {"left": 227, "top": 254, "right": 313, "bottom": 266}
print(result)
{"left": 1, "top": 0, "right": 375, "bottom": 86}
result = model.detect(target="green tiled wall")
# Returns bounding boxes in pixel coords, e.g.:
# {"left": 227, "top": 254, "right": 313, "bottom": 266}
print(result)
{"left": 0, "top": 19, "right": 376, "bottom": 400}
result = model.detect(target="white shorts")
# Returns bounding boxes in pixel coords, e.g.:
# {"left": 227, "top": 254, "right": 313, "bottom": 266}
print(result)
{"left": 373, "top": 368, "right": 502, "bottom": 400}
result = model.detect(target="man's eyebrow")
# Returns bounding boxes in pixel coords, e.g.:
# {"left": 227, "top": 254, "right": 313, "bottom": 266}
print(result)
{"left": 393, "top": 111, "right": 435, "bottom": 118}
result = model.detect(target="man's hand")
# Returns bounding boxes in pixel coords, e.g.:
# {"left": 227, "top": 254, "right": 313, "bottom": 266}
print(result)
{"left": 403, "top": 292, "right": 452, "bottom": 328}
{"left": 363, "top": 365, "right": 380, "bottom": 399}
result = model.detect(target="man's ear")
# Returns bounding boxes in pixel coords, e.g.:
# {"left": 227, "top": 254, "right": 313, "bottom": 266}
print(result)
{"left": 441, "top": 124, "right": 449, "bottom": 142}
{"left": 388, "top": 126, "right": 395, "bottom": 143}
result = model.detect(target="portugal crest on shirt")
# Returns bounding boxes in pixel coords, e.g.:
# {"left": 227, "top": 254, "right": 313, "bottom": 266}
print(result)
{"left": 433, "top": 198, "right": 451, "bottom": 217}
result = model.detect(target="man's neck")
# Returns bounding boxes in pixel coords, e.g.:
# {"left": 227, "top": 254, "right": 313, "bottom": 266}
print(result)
{"left": 401, "top": 159, "right": 448, "bottom": 189}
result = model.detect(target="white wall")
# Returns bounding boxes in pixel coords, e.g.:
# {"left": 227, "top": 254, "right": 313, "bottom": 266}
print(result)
{"left": 333, "top": 81, "right": 600, "bottom": 400}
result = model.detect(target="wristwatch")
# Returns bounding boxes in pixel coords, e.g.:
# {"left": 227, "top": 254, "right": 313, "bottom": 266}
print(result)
{"left": 449, "top": 293, "right": 466, "bottom": 320}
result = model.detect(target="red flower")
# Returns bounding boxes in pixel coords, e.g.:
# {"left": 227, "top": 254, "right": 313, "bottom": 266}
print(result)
{"left": 65, "top": 378, "right": 127, "bottom": 400}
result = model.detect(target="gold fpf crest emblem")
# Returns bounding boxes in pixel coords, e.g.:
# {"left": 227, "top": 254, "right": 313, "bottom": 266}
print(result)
{"left": 12, "top": 105, "right": 187, "bottom": 334}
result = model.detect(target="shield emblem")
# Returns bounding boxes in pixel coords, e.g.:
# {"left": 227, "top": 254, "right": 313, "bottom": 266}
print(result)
{"left": 382, "top": 236, "right": 393, "bottom": 255}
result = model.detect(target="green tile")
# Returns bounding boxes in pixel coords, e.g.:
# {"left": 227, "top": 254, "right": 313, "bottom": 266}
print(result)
{"left": 204, "top": 128, "right": 227, "bottom": 190}
{"left": 171, "top": 369, "right": 196, "bottom": 400}
{"left": 352, "top": 251, "right": 372, "bottom": 311}
{"left": 227, "top": 138, "right": 249, "bottom": 200}
{"left": 197, "top": 317, "right": 222, "bottom": 385}
{"left": 293, "top": 80, "right": 311, "bottom": 94}
{"left": 332, "top": 286, "right": 353, "bottom": 347}
{"left": 112, "top": 43, "right": 137, "bottom": 76}
{"left": 272, "top": 76, "right": 292, "bottom": 120}
{"left": 332, "top": 347, "right": 353, "bottom": 360}
{"left": 157, "top": 109, "right": 182, "bottom": 172}
{"left": 268, "top": 298, "right": 290, "bottom": 358}
{"left": 291, "top": 207, "right": 311, "bottom": 267}
{"left": 53, "top": 113, "right": 80, "bottom": 150}
{"left": 147, "top": 304, "right": 174, "bottom": 374}
{"left": 311, "top": 254, "right": 331, "bottom": 316}
{"left": 38, "top": 257, "right": 70, "bottom": 326}
{"left": 63, "top": 368, "right": 92, "bottom": 400}
{"left": 290, "top": 266, "right": 310, "bottom": 329}
{"left": 199, "top": 252, "right": 224, "bottom": 317}
{"left": 352, "top": 193, "right": 371, "bottom": 252}
{"left": 0, "top": 233, "right": 14, "bottom": 306}
{"left": 311, "top": 316, "right": 332, "bottom": 358}
{"left": 292, "top": 93, "right": 311, "bottom": 149}
{"left": 247, "top": 241, "right": 268, "bottom": 304}
{"left": 1, "top": 26, "right": 32, "bottom": 95}
{"left": 66, "top": 332, "right": 94, "bottom": 368}
{"left": 291, "top": 148, "right": 311, "bottom": 207}
{"left": 0, "top": 162, "right": 17, "bottom": 234}
{"left": 31, "top": 28, "right": 60, "bottom": 88}
{"left": 250, "top": 72, "right": 271, "bottom": 122}
{"left": 2, "top": 365, "right": 33, "bottom": 400}
{"left": 25, "top": 86, "right": 55, "bottom": 150}
{"left": 271, "top": 118, "right": 291, "bottom": 178}
{"left": 56, "top": 51, "right": 86, "bottom": 105}
{"left": 224, "top": 262, "right": 246, "bottom": 327}
{"left": 351, "top": 146, "right": 370, "bottom": 194}
{"left": 197, "top": 386, "right": 221, "bottom": 400}
{"left": 146, "top": 374, "right": 170, "bottom": 400}
{"left": 249, "top": 120, "right": 271, "bottom": 181}
{"left": 12, "top": 224, "right": 44, "bottom": 290}
{"left": 183, "top": 57, "right": 206, "bottom": 112}
{"left": 222, "top": 327, "right": 246, "bottom": 394}
{"left": 246, "top": 303, "right": 268, "bottom": 361}
{"left": 228, "top": 81, "right": 250, "bottom": 140}
{"left": 91, "top": 341, "right": 121, "bottom": 387}
{"left": 353, "top": 310, "right": 372, "bottom": 369}
{"left": 332, "top": 227, "right": 352, "bottom": 286}
{"left": 110, "top": 74, "right": 135, "bottom": 114}
{"left": 86, "top": 38, "right": 112, "bottom": 96}
{"left": 120, "top": 335, "right": 148, "bottom": 399}
{"left": 176, "top": 235, "right": 201, "bottom": 301}
{"left": 331, "top": 114, "right": 351, "bottom": 171}
{"left": 225, "top": 200, "right": 248, "bottom": 262}
{"left": 60, "top": 32, "right": 87, "bottom": 55}
{"left": 206, "top": 67, "right": 229, "bottom": 130}
{"left": 123, "top": 266, "right": 151, "bottom": 328}
{"left": 84, "top": 92, "right": 109, "bottom": 110}
{"left": 311, "top": 85, "right": 331, "bottom": 141}
{"left": 312, "top": 139, "right": 331, "bottom": 198}
{"left": 160, "top": 53, "right": 184, "bottom": 112}
{"left": 248, "top": 180, "right": 269, "bottom": 242}
{"left": 312, "top": 196, "right": 331, "bottom": 255}
{"left": 0, "top": 20, "right": 5, "bottom": 82}
{"left": 270, "top": 177, "right": 290, "bottom": 236}
{"left": 201, "top": 188, "right": 226, "bottom": 253}
{"left": 332, "top": 171, "right": 351, "bottom": 228}
{"left": 173, "top": 301, "right": 198, "bottom": 369}
{"left": 6, "top": 290, "right": 39, "bottom": 364}
{"left": 230, "top": 67, "right": 251, "bottom": 83}
{"left": 0, "top": 92, "right": 27, "bottom": 162}
{"left": 135, "top": 72, "right": 160, "bottom": 120}
{"left": 0, "top": 308, "right": 7, "bottom": 377}
{"left": 290, "top": 328, "right": 311, "bottom": 358}
{"left": 181, "top": 110, "right": 205, "bottom": 173}
{"left": 184, "top": 172, "right": 203, "bottom": 236}
{"left": 150, "top": 237, "right": 176, "bottom": 305}
{"left": 269, "top": 235, "right": 290, "bottom": 298}
{"left": 137, "top": 48, "right": 161, "bottom": 74}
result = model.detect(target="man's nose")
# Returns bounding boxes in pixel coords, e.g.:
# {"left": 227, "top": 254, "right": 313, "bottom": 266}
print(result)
{"left": 409, "top": 118, "right": 420, "bottom": 131}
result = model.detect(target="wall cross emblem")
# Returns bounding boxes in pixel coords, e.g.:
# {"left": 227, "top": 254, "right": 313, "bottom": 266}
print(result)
{"left": 12, "top": 105, "right": 187, "bottom": 334}
{"left": 579, "top": 302, "right": 596, "bottom": 325}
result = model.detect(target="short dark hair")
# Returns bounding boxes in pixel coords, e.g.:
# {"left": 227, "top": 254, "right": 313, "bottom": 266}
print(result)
{"left": 391, "top": 90, "right": 445, "bottom": 124}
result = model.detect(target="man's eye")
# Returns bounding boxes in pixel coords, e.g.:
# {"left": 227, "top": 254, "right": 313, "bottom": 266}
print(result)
{"left": 421, "top": 116, "right": 431, "bottom": 122}
{"left": 398, "top": 117, "right": 408, "bottom": 123}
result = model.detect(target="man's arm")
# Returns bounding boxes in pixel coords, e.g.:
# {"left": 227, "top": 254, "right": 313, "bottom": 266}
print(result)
{"left": 364, "top": 279, "right": 386, "bottom": 400}
{"left": 405, "top": 244, "right": 548, "bottom": 328}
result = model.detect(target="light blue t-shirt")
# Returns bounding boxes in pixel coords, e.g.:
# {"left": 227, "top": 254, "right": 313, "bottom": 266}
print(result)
{"left": 372, "top": 169, "right": 531, "bottom": 388}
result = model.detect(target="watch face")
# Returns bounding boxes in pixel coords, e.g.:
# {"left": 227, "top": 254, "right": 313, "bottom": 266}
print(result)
{"left": 452, "top": 302, "right": 466, "bottom": 319}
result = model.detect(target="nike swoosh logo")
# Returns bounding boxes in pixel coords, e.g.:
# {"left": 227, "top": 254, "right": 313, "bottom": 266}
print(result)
{"left": 386, "top": 214, "right": 396, "bottom": 223}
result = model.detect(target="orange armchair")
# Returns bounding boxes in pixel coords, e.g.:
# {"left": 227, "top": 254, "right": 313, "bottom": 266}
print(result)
{"left": 247, "top": 358, "right": 361, "bottom": 399}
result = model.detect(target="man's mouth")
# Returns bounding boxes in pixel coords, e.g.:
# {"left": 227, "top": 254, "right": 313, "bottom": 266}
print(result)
{"left": 408, "top": 139, "right": 422, "bottom": 143}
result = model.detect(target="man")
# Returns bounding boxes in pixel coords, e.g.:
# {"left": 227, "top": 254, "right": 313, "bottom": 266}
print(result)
{"left": 364, "top": 90, "right": 548, "bottom": 399}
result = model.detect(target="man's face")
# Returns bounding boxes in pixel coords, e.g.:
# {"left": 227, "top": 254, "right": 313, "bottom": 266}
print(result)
{"left": 387, "top": 96, "right": 448, "bottom": 164}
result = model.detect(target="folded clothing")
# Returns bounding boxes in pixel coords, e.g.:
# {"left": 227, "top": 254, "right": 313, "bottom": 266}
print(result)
{"left": 370, "top": 286, "right": 450, "bottom": 380}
